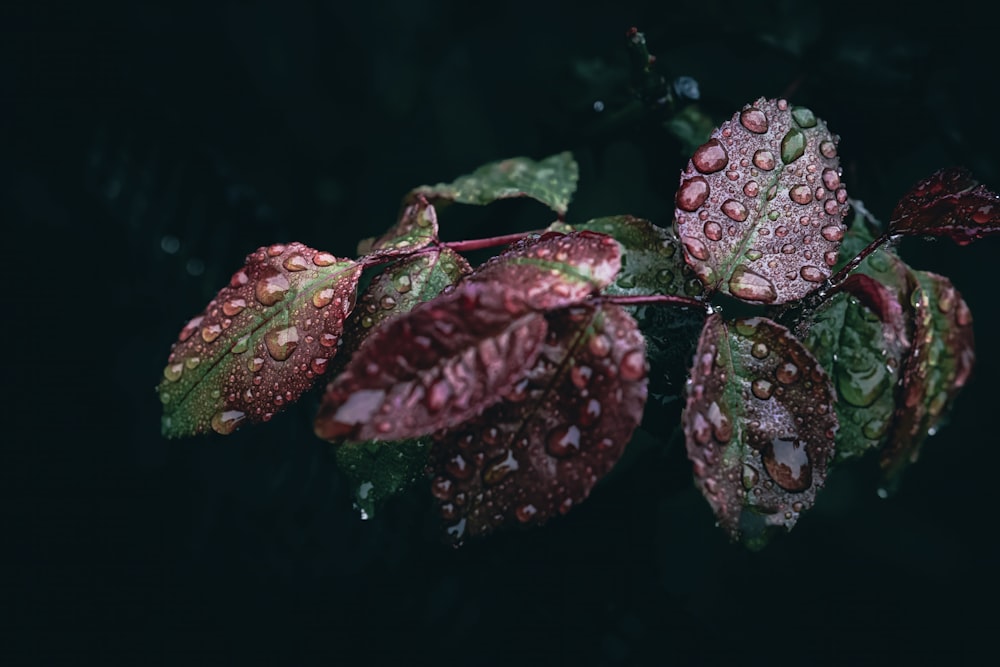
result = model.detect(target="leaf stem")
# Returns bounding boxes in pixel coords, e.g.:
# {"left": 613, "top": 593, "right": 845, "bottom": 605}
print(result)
{"left": 600, "top": 293, "right": 707, "bottom": 309}
{"left": 442, "top": 231, "right": 539, "bottom": 253}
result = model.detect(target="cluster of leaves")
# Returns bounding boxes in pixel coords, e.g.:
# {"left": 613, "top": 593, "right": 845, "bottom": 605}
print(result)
{"left": 159, "top": 95, "right": 997, "bottom": 548}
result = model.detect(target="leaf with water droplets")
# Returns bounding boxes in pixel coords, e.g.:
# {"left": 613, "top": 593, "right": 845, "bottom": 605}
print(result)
{"left": 881, "top": 271, "right": 974, "bottom": 488}
{"left": 408, "top": 152, "right": 579, "bottom": 216}
{"left": 366, "top": 195, "right": 440, "bottom": 258}
{"left": 158, "top": 243, "right": 361, "bottom": 437}
{"left": 335, "top": 438, "right": 430, "bottom": 519}
{"left": 314, "top": 281, "right": 549, "bottom": 442}
{"left": 802, "top": 281, "right": 908, "bottom": 462}
{"left": 466, "top": 230, "right": 622, "bottom": 309}
{"left": 888, "top": 167, "right": 1000, "bottom": 245}
{"left": 337, "top": 247, "right": 472, "bottom": 367}
{"left": 428, "top": 304, "right": 647, "bottom": 544}
{"left": 674, "top": 98, "right": 849, "bottom": 304}
{"left": 683, "top": 314, "right": 837, "bottom": 548}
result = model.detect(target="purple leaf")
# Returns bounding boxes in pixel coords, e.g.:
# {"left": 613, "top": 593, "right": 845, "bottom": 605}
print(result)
{"left": 428, "top": 304, "right": 647, "bottom": 544}
{"left": 888, "top": 167, "right": 1000, "bottom": 245}
{"left": 684, "top": 314, "right": 838, "bottom": 546}
{"left": 674, "top": 98, "right": 849, "bottom": 304}
{"left": 158, "top": 243, "right": 361, "bottom": 437}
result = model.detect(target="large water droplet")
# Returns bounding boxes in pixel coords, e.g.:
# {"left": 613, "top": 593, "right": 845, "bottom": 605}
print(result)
{"left": 763, "top": 437, "right": 812, "bottom": 491}
{"left": 265, "top": 326, "right": 300, "bottom": 361}
{"left": 163, "top": 362, "right": 184, "bottom": 382}
{"left": 676, "top": 176, "right": 710, "bottom": 212}
{"left": 546, "top": 424, "right": 582, "bottom": 458}
{"left": 683, "top": 236, "right": 710, "bottom": 261}
{"left": 752, "top": 150, "right": 776, "bottom": 171}
{"left": 740, "top": 108, "right": 769, "bottom": 133}
{"left": 721, "top": 199, "right": 748, "bottom": 222}
{"left": 222, "top": 298, "right": 247, "bottom": 317}
{"left": 800, "top": 265, "right": 826, "bottom": 283}
{"left": 588, "top": 334, "right": 612, "bottom": 358}
{"left": 201, "top": 323, "right": 222, "bottom": 343}
{"left": 789, "top": 185, "right": 813, "bottom": 205}
{"left": 692, "top": 139, "right": 729, "bottom": 174}
{"left": 819, "top": 140, "right": 837, "bottom": 159}
{"left": 775, "top": 362, "right": 800, "bottom": 384}
{"left": 394, "top": 274, "right": 412, "bottom": 293}
{"left": 791, "top": 106, "right": 817, "bottom": 128}
{"left": 211, "top": 410, "right": 246, "bottom": 435}
{"left": 780, "top": 128, "right": 806, "bottom": 164}
{"left": 820, "top": 225, "right": 844, "bottom": 242}
{"left": 728, "top": 265, "right": 777, "bottom": 303}
{"left": 282, "top": 254, "right": 309, "bottom": 272}
{"left": 862, "top": 416, "right": 889, "bottom": 440}
{"left": 703, "top": 221, "right": 723, "bottom": 241}
{"left": 483, "top": 450, "right": 519, "bottom": 486}
{"left": 751, "top": 378, "right": 774, "bottom": 400}
{"left": 313, "top": 252, "right": 337, "bottom": 266}
{"left": 620, "top": 349, "right": 645, "bottom": 381}
{"left": 255, "top": 269, "right": 291, "bottom": 306}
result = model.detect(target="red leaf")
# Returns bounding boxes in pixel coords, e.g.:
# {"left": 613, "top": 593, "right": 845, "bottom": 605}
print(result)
{"left": 158, "top": 243, "right": 361, "bottom": 436}
{"left": 314, "top": 281, "right": 549, "bottom": 442}
{"left": 428, "top": 304, "right": 647, "bottom": 543}
{"left": 674, "top": 98, "right": 849, "bottom": 304}
{"left": 889, "top": 167, "right": 1000, "bottom": 245}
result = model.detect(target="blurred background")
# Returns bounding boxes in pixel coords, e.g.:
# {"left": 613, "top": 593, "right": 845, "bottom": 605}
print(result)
{"left": 4, "top": 0, "right": 998, "bottom": 664}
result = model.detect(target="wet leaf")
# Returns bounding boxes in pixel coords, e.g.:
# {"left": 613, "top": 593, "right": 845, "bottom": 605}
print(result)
{"left": 466, "top": 231, "right": 622, "bottom": 310}
{"left": 314, "top": 282, "right": 549, "bottom": 442}
{"left": 428, "top": 304, "right": 647, "bottom": 544}
{"left": 881, "top": 271, "right": 975, "bottom": 487}
{"left": 338, "top": 247, "right": 471, "bottom": 364}
{"left": 158, "top": 243, "right": 361, "bottom": 437}
{"left": 888, "top": 167, "right": 1000, "bottom": 245}
{"left": 674, "top": 97, "right": 849, "bottom": 304}
{"left": 408, "top": 152, "right": 579, "bottom": 216}
{"left": 335, "top": 438, "right": 430, "bottom": 519}
{"left": 802, "top": 281, "right": 907, "bottom": 461}
{"left": 365, "top": 195, "right": 440, "bottom": 258}
{"left": 683, "top": 314, "right": 837, "bottom": 548}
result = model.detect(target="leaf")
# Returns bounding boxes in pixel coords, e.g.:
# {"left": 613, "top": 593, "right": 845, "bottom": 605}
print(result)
{"left": 673, "top": 98, "right": 850, "bottom": 304}
{"left": 888, "top": 167, "right": 1000, "bottom": 245}
{"left": 314, "top": 281, "right": 549, "bottom": 442}
{"left": 880, "top": 271, "right": 975, "bottom": 487}
{"left": 365, "top": 195, "right": 440, "bottom": 258}
{"left": 427, "top": 304, "right": 647, "bottom": 544}
{"left": 158, "top": 243, "right": 361, "bottom": 437}
{"left": 337, "top": 247, "right": 471, "bottom": 363}
{"left": 335, "top": 438, "right": 430, "bottom": 519}
{"left": 683, "top": 314, "right": 838, "bottom": 548}
{"left": 802, "top": 280, "right": 907, "bottom": 462}
{"left": 466, "top": 230, "right": 622, "bottom": 310}
{"left": 570, "top": 215, "right": 705, "bottom": 298}
{"left": 408, "top": 152, "right": 579, "bottom": 216}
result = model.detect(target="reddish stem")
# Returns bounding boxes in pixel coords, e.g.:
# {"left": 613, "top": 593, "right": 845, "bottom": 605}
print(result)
{"left": 442, "top": 231, "right": 538, "bottom": 253}
{"left": 600, "top": 293, "right": 707, "bottom": 309}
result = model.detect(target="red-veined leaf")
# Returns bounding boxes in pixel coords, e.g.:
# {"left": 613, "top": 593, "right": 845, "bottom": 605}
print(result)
{"left": 888, "top": 167, "right": 1000, "bottom": 245}
{"left": 158, "top": 243, "right": 361, "bottom": 437}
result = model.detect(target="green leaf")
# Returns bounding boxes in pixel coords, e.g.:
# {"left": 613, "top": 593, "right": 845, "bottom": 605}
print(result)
{"left": 365, "top": 195, "right": 440, "bottom": 258}
{"left": 158, "top": 243, "right": 361, "bottom": 437}
{"left": 335, "top": 438, "right": 430, "bottom": 519}
{"left": 683, "top": 314, "right": 838, "bottom": 548}
{"left": 408, "top": 152, "right": 579, "bottom": 216}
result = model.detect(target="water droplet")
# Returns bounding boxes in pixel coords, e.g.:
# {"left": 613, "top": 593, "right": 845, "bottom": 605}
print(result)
{"left": 657, "top": 268, "right": 675, "bottom": 284}
{"left": 483, "top": 450, "right": 519, "bottom": 485}
{"left": 247, "top": 356, "right": 264, "bottom": 372}
{"left": 184, "top": 356, "right": 201, "bottom": 370}
{"left": 751, "top": 378, "right": 774, "bottom": 400}
{"left": 394, "top": 274, "right": 412, "bottom": 293}
{"left": 789, "top": 185, "right": 813, "bottom": 205}
{"left": 427, "top": 379, "right": 452, "bottom": 412}
{"left": 431, "top": 476, "right": 453, "bottom": 500}
{"left": 255, "top": 269, "right": 291, "bottom": 306}
{"left": 740, "top": 108, "right": 769, "bottom": 133}
{"left": 546, "top": 425, "right": 582, "bottom": 458}
{"left": 780, "top": 128, "right": 806, "bottom": 164}
{"left": 163, "top": 362, "right": 184, "bottom": 382}
{"left": 265, "top": 326, "right": 299, "bottom": 361}
{"left": 312, "top": 288, "right": 335, "bottom": 308}
{"left": 775, "top": 362, "right": 800, "bottom": 384}
{"left": 229, "top": 270, "right": 249, "bottom": 288}
{"left": 588, "top": 334, "right": 612, "bottom": 358}
{"left": 775, "top": 225, "right": 789, "bottom": 238}
{"left": 823, "top": 199, "right": 840, "bottom": 215}
{"left": 690, "top": 412, "right": 712, "bottom": 445}
{"left": 703, "top": 221, "right": 723, "bottom": 241}
{"left": 445, "top": 454, "right": 473, "bottom": 480}
{"left": 821, "top": 168, "right": 840, "bottom": 191}
{"left": 692, "top": 138, "right": 729, "bottom": 174}
{"left": 752, "top": 149, "right": 776, "bottom": 171}
{"left": 686, "top": 238, "right": 721, "bottom": 270}
{"left": 800, "top": 265, "right": 826, "bottom": 283}
{"left": 791, "top": 106, "right": 817, "bottom": 128}
{"left": 743, "top": 181, "right": 760, "bottom": 197}
{"left": 721, "top": 199, "right": 748, "bottom": 222}
{"left": 313, "top": 252, "right": 337, "bottom": 266}
{"left": 282, "top": 254, "right": 309, "bottom": 272}
{"left": 763, "top": 437, "right": 812, "bottom": 491}
{"left": 211, "top": 410, "right": 246, "bottom": 435}
{"left": 579, "top": 398, "right": 602, "bottom": 426}
{"left": 781, "top": 243, "right": 796, "bottom": 254}
{"left": 676, "top": 176, "right": 710, "bottom": 212}
{"left": 380, "top": 295, "right": 397, "bottom": 310}
{"left": 728, "top": 265, "right": 777, "bottom": 303}
{"left": 620, "top": 349, "right": 646, "bottom": 381}
{"left": 515, "top": 503, "right": 538, "bottom": 523}
{"left": 744, "top": 249, "right": 762, "bottom": 261}
{"left": 819, "top": 140, "right": 837, "bottom": 159}
{"left": 267, "top": 244, "right": 286, "bottom": 257}
{"left": 820, "top": 225, "right": 844, "bottom": 242}
{"left": 319, "top": 332, "right": 338, "bottom": 348}
{"left": 751, "top": 342, "right": 769, "bottom": 359}
{"left": 201, "top": 323, "right": 222, "bottom": 343}
{"left": 742, "top": 464, "right": 759, "bottom": 490}
{"left": 956, "top": 298, "right": 972, "bottom": 326}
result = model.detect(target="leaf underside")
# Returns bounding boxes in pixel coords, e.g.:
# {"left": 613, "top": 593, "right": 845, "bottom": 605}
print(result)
{"left": 335, "top": 438, "right": 430, "bottom": 519}
{"left": 158, "top": 243, "right": 361, "bottom": 437}
{"left": 889, "top": 167, "right": 1000, "bottom": 245}
{"left": 674, "top": 97, "right": 849, "bottom": 304}
{"left": 428, "top": 304, "right": 648, "bottom": 544}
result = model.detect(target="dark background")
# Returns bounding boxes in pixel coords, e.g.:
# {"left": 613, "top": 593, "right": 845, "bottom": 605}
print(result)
{"left": 4, "top": 1, "right": 999, "bottom": 664}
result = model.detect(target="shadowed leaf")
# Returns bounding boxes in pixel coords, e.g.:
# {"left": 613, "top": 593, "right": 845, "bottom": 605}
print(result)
{"left": 335, "top": 439, "right": 430, "bottom": 519}
{"left": 364, "top": 195, "right": 440, "bottom": 258}
{"left": 674, "top": 97, "right": 849, "bottom": 304}
{"left": 888, "top": 167, "right": 1000, "bottom": 245}
{"left": 684, "top": 314, "right": 837, "bottom": 548}
{"left": 409, "top": 152, "right": 579, "bottom": 216}
{"left": 314, "top": 282, "right": 549, "bottom": 442}
{"left": 428, "top": 304, "right": 647, "bottom": 544}
{"left": 158, "top": 243, "right": 361, "bottom": 437}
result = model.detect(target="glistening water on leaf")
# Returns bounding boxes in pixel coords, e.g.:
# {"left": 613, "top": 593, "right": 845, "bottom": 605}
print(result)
{"left": 888, "top": 167, "right": 1000, "bottom": 245}
{"left": 335, "top": 438, "right": 430, "bottom": 520}
{"left": 361, "top": 195, "right": 441, "bottom": 257}
{"left": 674, "top": 97, "right": 849, "bottom": 304}
{"left": 158, "top": 243, "right": 361, "bottom": 437}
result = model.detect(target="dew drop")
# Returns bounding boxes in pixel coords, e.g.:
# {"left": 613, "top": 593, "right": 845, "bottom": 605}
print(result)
{"left": 579, "top": 398, "right": 602, "bottom": 426}
{"left": 211, "top": 410, "right": 246, "bottom": 435}
{"left": 742, "top": 464, "right": 759, "bottom": 490}
{"left": 267, "top": 244, "right": 286, "bottom": 257}
{"left": 394, "top": 274, "right": 412, "bottom": 293}
{"left": 313, "top": 288, "right": 335, "bottom": 308}
{"left": 431, "top": 476, "right": 453, "bottom": 500}
{"left": 427, "top": 379, "right": 452, "bottom": 412}
{"left": 483, "top": 450, "right": 519, "bottom": 486}
{"left": 222, "top": 298, "right": 247, "bottom": 317}
{"left": 255, "top": 269, "right": 291, "bottom": 306}
{"left": 728, "top": 265, "right": 777, "bottom": 303}
{"left": 319, "top": 332, "right": 338, "bottom": 348}
{"left": 282, "top": 254, "right": 309, "bottom": 272}
{"left": 744, "top": 249, "right": 762, "bottom": 261}
{"left": 248, "top": 356, "right": 264, "bottom": 372}
{"left": 620, "top": 349, "right": 646, "bottom": 381}
{"left": 789, "top": 185, "right": 813, "bottom": 205}
{"left": 676, "top": 176, "right": 710, "bottom": 212}
{"left": 791, "top": 106, "right": 817, "bottom": 128}
{"left": 752, "top": 149, "right": 776, "bottom": 171}
{"left": 310, "top": 357, "right": 329, "bottom": 375}
{"left": 740, "top": 108, "right": 769, "bottom": 133}
{"left": 692, "top": 138, "right": 729, "bottom": 174}
{"left": 763, "top": 437, "right": 812, "bottom": 491}
{"left": 721, "top": 199, "right": 749, "bottom": 222}
{"left": 800, "top": 265, "right": 826, "bottom": 282}
{"left": 820, "top": 225, "right": 844, "bottom": 242}
{"left": 682, "top": 236, "right": 710, "bottom": 261}
{"left": 546, "top": 425, "right": 582, "bottom": 458}
{"left": 775, "top": 362, "right": 800, "bottom": 384}
{"left": 780, "top": 128, "right": 806, "bottom": 164}
{"left": 265, "top": 326, "right": 299, "bottom": 361}
{"left": 163, "top": 362, "right": 184, "bottom": 382}
{"left": 743, "top": 181, "right": 760, "bottom": 197}
{"left": 571, "top": 364, "right": 593, "bottom": 389}
{"left": 515, "top": 504, "right": 538, "bottom": 523}
{"left": 445, "top": 454, "right": 473, "bottom": 480}
{"left": 819, "top": 140, "right": 837, "bottom": 159}
{"left": 380, "top": 295, "right": 397, "bottom": 310}
{"left": 201, "top": 323, "right": 223, "bottom": 343}
{"left": 821, "top": 168, "right": 840, "bottom": 191}
{"left": 588, "top": 334, "right": 612, "bottom": 358}
{"left": 823, "top": 199, "right": 840, "bottom": 215}
{"left": 751, "top": 378, "right": 774, "bottom": 400}
{"left": 703, "top": 221, "right": 723, "bottom": 241}
{"left": 751, "top": 342, "right": 769, "bottom": 359}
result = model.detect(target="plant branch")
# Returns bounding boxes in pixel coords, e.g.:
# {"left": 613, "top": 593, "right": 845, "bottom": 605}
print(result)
{"left": 442, "top": 231, "right": 539, "bottom": 253}
{"left": 600, "top": 293, "right": 707, "bottom": 309}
